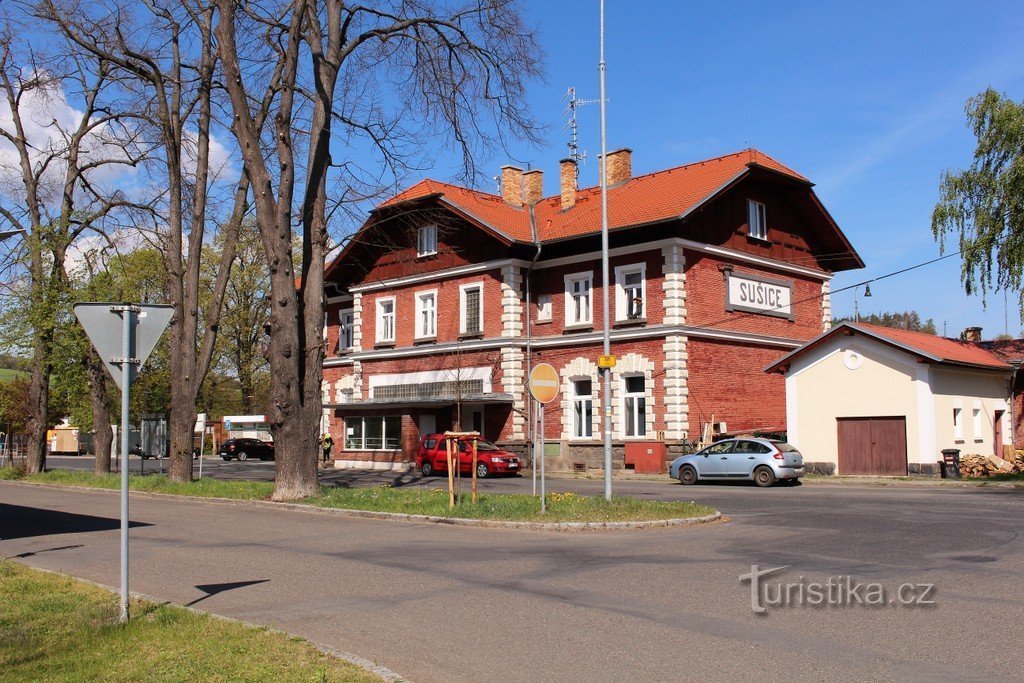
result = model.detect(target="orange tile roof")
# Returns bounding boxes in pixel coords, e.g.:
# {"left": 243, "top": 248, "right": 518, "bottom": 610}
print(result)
{"left": 376, "top": 149, "right": 807, "bottom": 244}
{"left": 767, "top": 322, "right": 1012, "bottom": 374}
{"left": 852, "top": 323, "right": 1011, "bottom": 369}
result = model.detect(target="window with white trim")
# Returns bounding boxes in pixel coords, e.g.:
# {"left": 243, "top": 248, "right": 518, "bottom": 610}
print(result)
{"left": 344, "top": 415, "right": 401, "bottom": 450}
{"left": 415, "top": 290, "right": 437, "bottom": 339}
{"left": 748, "top": 200, "right": 767, "bottom": 240}
{"left": 417, "top": 225, "right": 438, "bottom": 257}
{"left": 565, "top": 272, "right": 593, "bottom": 326}
{"left": 972, "top": 405, "right": 982, "bottom": 440}
{"left": 615, "top": 263, "right": 646, "bottom": 321}
{"left": 623, "top": 375, "right": 647, "bottom": 437}
{"left": 460, "top": 283, "right": 483, "bottom": 335}
{"left": 572, "top": 379, "right": 593, "bottom": 439}
{"left": 376, "top": 297, "right": 395, "bottom": 343}
{"left": 339, "top": 309, "right": 354, "bottom": 351}
{"left": 953, "top": 408, "right": 963, "bottom": 440}
{"left": 536, "top": 294, "right": 552, "bottom": 321}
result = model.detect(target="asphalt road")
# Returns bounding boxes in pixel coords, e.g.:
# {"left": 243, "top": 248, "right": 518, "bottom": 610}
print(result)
{"left": 3, "top": 474, "right": 1023, "bottom": 681}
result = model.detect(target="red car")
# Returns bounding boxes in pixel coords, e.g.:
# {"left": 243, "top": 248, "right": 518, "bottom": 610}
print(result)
{"left": 416, "top": 433, "right": 521, "bottom": 478}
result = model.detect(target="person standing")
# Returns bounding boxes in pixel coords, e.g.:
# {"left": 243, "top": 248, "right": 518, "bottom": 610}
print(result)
{"left": 322, "top": 433, "right": 333, "bottom": 464}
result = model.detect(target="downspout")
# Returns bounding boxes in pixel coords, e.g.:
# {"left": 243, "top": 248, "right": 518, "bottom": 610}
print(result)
{"left": 524, "top": 206, "right": 542, "bottom": 467}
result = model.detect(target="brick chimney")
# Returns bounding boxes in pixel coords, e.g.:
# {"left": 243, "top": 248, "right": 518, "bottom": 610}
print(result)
{"left": 559, "top": 158, "right": 577, "bottom": 209}
{"left": 501, "top": 165, "right": 523, "bottom": 206}
{"left": 962, "top": 326, "right": 983, "bottom": 343}
{"left": 599, "top": 147, "right": 632, "bottom": 186}
{"left": 523, "top": 169, "right": 543, "bottom": 205}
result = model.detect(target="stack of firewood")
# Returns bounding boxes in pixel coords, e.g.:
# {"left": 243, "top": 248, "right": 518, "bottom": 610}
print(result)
{"left": 958, "top": 452, "right": 1023, "bottom": 477}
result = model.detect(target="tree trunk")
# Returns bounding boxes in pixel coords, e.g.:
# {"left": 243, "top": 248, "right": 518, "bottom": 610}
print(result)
{"left": 167, "top": 380, "right": 197, "bottom": 482}
{"left": 86, "top": 350, "right": 113, "bottom": 475}
{"left": 25, "top": 353, "right": 49, "bottom": 473}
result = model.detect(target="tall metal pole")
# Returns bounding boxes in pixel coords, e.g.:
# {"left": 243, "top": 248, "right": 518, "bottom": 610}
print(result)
{"left": 599, "top": 0, "right": 612, "bottom": 501}
{"left": 540, "top": 405, "right": 546, "bottom": 513}
{"left": 118, "top": 306, "right": 132, "bottom": 622}
{"left": 532, "top": 400, "right": 538, "bottom": 496}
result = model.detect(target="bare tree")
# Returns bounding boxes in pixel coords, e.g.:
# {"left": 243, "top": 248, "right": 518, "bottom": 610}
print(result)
{"left": 39, "top": 0, "right": 284, "bottom": 482}
{"left": 0, "top": 18, "right": 142, "bottom": 473}
{"left": 214, "top": 0, "right": 540, "bottom": 499}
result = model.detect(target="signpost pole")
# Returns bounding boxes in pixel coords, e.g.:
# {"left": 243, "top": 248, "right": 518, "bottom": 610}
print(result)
{"left": 540, "top": 405, "right": 546, "bottom": 514}
{"left": 118, "top": 306, "right": 132, "bottom": 623}
{"left": 532, "top": 400, "right": 538, "bottom": 496}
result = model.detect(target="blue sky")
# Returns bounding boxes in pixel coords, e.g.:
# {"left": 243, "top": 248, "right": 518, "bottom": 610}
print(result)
{"left": 427, "top": 1, "right": 1024, "bottom": 338}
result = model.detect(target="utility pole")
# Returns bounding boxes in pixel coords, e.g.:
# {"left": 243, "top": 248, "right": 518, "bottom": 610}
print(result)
{"left": 599, "top": 0, "right": 612, "bottom": 501}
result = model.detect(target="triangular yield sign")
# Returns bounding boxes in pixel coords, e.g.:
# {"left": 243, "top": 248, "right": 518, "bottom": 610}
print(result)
{"left": 73, "top": 303, "right": 174, "bottom": 391}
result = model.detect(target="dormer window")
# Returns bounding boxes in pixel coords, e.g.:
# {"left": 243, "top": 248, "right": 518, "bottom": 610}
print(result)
{"left": 747, "top": 200, "right": 767, "bottom": 240}
{"left": 417, "top": 225, "right": 438, "bottom": 257}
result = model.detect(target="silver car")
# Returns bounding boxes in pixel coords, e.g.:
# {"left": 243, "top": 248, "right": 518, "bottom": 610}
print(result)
{"left": 669, "top": 438, "right": 805, "bottom": 487}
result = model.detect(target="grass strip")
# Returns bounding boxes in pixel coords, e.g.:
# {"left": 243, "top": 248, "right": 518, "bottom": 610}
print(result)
{"left": 2, "top": 469, "right": 714, "bottom": 523}
{"left": 0, "top": 560, "right": 381, "bottom": 682}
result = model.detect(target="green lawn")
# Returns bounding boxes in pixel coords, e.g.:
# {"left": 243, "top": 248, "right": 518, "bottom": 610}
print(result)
{"left": 0, "top": 560, "right": 381, "bottom": 682}
{"left": 0, "top": 367, "right": 28, "bottom": 382}
{"left": 2, "top": 469, "right": 715, "bottom": 523}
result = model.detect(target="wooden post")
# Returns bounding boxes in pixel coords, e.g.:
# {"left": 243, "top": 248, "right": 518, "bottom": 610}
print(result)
{"left": 471, "top": 437, "right": 478, "bottom": 504}
{"left": 446, "top": 436, "right": 455, "bottom": 509}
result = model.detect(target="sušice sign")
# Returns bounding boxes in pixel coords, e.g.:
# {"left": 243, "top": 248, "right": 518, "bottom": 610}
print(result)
{"left": 725, "top": 272, "right": 793, "bottom": 319}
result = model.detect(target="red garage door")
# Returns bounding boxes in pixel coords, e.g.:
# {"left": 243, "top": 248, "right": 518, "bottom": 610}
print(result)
{"left": 837, "top": 417, "right": 908, "bottom": 476}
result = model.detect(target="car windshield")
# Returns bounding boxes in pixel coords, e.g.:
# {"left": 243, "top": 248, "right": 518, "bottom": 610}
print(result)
{"left": 773, "top": 441, "right": 799, "bottom": 452}
{"left": 458, "top": 439, "right": 500, "bottom": 452}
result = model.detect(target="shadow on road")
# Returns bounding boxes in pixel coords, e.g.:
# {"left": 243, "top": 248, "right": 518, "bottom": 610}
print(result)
{"left": 188, "top": 579, "right": 270, "bottom": 606}
{"left": 0, "top": 503, "right": 152, "bottom": 541}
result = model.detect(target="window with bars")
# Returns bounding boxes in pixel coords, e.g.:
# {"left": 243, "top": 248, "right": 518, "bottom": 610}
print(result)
{"left": 462, "top": 285, "right": 482, "bottom": 334}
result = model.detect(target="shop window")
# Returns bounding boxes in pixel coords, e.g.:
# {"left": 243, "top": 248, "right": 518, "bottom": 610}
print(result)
{"left": 345, "top": 416, "right": 401, "bottom": 450}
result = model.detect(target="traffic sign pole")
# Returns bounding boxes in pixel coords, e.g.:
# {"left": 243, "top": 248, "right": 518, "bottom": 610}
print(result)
{"left": 540, "top": 403, "right": 546, "bottom": 513}
{"left": 528, "top": 363, "right": 559, "bottom": 514}
{"left": 117, "top": 305, "right": 132, "bottom": 623}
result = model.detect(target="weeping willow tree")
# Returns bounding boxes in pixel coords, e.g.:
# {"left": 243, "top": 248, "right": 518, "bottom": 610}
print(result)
{"left": 933, "top": 88, "right": 1024, "bottom": 314}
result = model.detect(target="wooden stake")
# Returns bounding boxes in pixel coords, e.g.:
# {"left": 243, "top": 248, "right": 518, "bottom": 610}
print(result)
{"left": 471, "top": 437, "right": 478, "bottom": 504}
{"left": 446, "top": 436, "right": 455, "bottom": 509}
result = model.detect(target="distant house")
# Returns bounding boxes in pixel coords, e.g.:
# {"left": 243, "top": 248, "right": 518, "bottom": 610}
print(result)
{"left": 765, "top": 322, "right": 1012, "bottom": 475}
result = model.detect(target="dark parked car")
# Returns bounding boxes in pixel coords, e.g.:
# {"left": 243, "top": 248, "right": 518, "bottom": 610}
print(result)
{"left": 219, "top": 438, "right": 275, "bottom": 461}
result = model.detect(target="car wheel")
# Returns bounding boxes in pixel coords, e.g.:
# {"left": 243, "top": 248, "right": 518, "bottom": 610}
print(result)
{"left": 421, "top": 460, "right": 434, "bottom": 476}
{"left": 476, "top": 462, "right": 489, "bottom": 479}
{"left": 754, "top": 466, "right": 776, "bottom": 487}
{"left": 678, "top": 465, "right": 698, "bottom": 485}
{"left": 237, "top": 451, "right": 248, "bottom": 462}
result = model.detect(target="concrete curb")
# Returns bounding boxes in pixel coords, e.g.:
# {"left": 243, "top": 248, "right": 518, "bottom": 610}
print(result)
{"left": 1, "top": 480, "right": 721, "bottom": 531}
{"left": 14, "top": 564, "right": 410, "bottom": 683}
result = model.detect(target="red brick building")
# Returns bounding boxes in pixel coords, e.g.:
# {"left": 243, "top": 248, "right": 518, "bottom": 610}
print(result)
{"left": 320, "top": 148, "right": 863, "bottom": 471}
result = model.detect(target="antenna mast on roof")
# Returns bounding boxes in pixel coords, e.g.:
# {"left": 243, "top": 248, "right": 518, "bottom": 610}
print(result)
{"left": 562, "top": 86, "right": 598, "bottom": 178}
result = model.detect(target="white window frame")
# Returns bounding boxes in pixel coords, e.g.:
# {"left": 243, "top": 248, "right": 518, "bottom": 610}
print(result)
{"left": 747, "top": 199, "right": 767, "bottom": 240}
{"left": 415, "top": 289, "right": 438, "bottom": 340}
{"left": 536, "top": 293, "right": 552, "bottom": 321}
{"left": 417, "top": 225, "right": 438, "bottom": 257}
{"left": 564, "top": 271, "right": 593, "bottom": 326}
{"left": 376, "top": 296, "right": 396, "bottom": 344}
{"left": 614, "top": 263, "right": 646, "bottom": 321}
{"left": 571, "top": 378, "right": 594, "bottom": 439}
{"left": 622, "top": 374, "right": 648, "bottom": 438}
{"left": 339, "top": 308, "right": 354, "bottom": 351}
{"left": 953, "top": 407, "right": 963, "bottom": 440}
{"left": 972, "top": 400, "right": 983, "bottom": 441}
{"left": 459, "top": 281, "right": 484, "bottom": 335}
{"left": 344, "top": 415, "right": 401, "bottom": 451}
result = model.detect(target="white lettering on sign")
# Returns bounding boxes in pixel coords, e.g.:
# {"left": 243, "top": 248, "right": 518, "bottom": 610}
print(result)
{"left": 727, "top": 274, "right": 792, "bottom": 317}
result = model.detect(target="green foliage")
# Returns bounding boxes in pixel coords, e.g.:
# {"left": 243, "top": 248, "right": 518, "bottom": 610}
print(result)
{"left": 0, "top": 560, "right": 381, "bottom": 682}
{"left": 0, "top": 377, "right": 31, "bottom": 434}
{"left": 933, "top": 88, "right": 1024, "bottom": 313}
{"left": 833, "top": 310, "right": 938, "bottom": 334}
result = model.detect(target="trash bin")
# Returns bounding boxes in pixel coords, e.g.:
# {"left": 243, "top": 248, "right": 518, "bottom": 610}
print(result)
{"left": 941, "top": 448, "right": 961, "bottom": 478}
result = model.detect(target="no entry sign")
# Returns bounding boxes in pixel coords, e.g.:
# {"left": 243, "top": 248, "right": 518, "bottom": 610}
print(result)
{"left": 529, "top": 363, "right": 559, "bottom": 404}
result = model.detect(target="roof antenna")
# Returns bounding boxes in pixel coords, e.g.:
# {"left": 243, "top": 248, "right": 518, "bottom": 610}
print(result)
{"left": 562, "top": 86, "right": 599, "bottom": 180}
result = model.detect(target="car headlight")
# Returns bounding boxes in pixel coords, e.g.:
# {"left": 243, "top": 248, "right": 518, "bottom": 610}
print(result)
{"left": 491, "top": 457, "right": 506, "bottom": 462}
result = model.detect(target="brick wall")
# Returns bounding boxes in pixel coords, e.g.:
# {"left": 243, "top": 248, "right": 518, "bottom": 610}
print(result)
{"left": 686, "top": 338, "right": 789, "bottom": 436}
